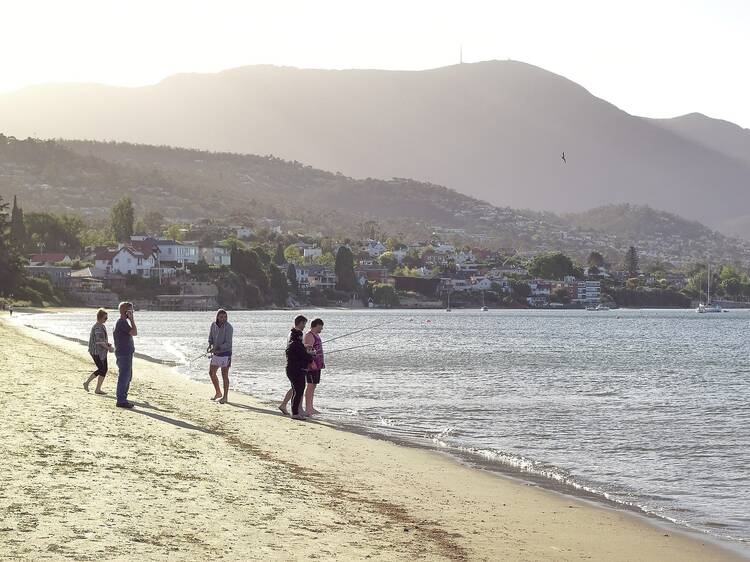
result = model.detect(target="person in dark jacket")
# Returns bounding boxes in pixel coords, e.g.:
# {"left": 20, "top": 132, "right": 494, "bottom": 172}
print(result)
{"left": 280, "top": 315, "right": 312, "bottom": 420}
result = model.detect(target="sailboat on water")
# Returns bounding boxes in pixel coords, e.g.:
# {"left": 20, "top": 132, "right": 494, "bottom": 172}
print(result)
{"left": 696, "top": 264, "right": 722, "bottom": 313}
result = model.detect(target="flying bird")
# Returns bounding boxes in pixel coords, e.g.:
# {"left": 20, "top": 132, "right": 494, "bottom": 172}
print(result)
{"left": 561, "top": 152, "right": 567, "bottom": 164}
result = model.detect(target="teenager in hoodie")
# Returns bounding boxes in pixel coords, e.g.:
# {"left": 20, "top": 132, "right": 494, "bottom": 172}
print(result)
{"left": 280, "top": 315, "right": 312, "bottom": 419}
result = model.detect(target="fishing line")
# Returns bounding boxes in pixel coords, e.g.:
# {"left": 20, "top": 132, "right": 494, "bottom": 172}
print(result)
{"left": 324, "top": 343, "right": 371, "bottom": 355}
{"left": 322, "top": 319, "right": 396, "bottom": 345}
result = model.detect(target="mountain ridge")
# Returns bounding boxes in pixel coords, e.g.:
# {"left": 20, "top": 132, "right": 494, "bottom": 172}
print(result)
{"left": 2, "top": 61, "right": 750, "bottom": 238}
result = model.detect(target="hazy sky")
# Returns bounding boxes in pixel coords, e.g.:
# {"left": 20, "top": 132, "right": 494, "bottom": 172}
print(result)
{"left": 4, "top": 0, "right": 750, "bottom": 127}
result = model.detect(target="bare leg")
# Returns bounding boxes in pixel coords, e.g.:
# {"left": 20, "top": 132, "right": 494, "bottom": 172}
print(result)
{"left": 279, "top": 388, "right": 293, "bottom": 414}
{"left": 219, "top": 367, "right": 230, "bottom": 404}
{"left": 208, "top": 365, "right": 222, "bottom": 400}
{"left": 305, "top": 383, "right": 319, "bottom": 415}
{"left": 83, "top": 371, "right": 98, "bottom": 392}
{"left": 94, "top": 375, "right": 106, "bottom": 394}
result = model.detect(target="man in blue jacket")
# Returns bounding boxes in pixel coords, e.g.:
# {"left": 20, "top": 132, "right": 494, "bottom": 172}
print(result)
{"left": 113, "top": 301, "right": 138, "bottom": 409}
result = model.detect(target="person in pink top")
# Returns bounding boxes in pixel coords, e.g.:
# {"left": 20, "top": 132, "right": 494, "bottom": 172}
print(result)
{"left": 303, "top": 318, "right": 325, "bottom": 416}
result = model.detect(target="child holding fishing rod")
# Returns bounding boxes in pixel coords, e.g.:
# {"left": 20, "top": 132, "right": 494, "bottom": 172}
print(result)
{"left": 303, "top": 318, "right": 325, "bottom": 415}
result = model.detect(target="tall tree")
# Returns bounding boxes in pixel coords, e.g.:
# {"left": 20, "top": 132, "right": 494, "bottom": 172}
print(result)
{"left": 9, "top": 196, "right": 26, "bottom": 250}
{"left": 110, "top": 197, "right": 135, "bottom": 242}
{"left": 287, "top": 263, "right": 299, "bottom": 295}
{"left": 24, "top": 212, "right": 82, "bottom": 253}
{"left": 529, "top": 252, "right": 574, "bottom": 280}
{"left": 587, "top": 251, "right": 604, "bottom": 268}
{"left": 269, "top": 264, "right": 289, "bottom": 306}
{"left": 0, "top": 196, "right": 24, "bottom": 296}
{"left": 335, "top": 246, "right": 357, "bottom": 292}
{"left": 624, "top": 246, "right": 639, "bottom": 277}
{"left": 274, "top": 242, "right": 286, "bottom": 266}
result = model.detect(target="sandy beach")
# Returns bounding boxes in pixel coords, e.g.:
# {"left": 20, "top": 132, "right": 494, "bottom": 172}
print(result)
{"left": 1, "top": 313, "right": 746, "bottom": 561}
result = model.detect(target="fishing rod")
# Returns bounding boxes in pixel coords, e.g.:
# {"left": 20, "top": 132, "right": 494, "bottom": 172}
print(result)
{"left": 323, "top": 344, "right": 371, "bottom": 355}
{"left": 322, "top": 319, "right": 396, "bottom": 345}
{"left": 187, "top": 347, "right": 212, "bottom": 364}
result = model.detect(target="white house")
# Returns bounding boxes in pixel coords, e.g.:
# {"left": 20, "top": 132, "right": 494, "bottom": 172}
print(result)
{"left": 471, "top": 277, "right": 494, "bottom": 291}
{"left": 303, "top": 247, "right": 323, "bottom": 260}
{"left": 94, "top": 249, "right": 117, "bottom": 272}
{"left": 435, "top": 244, "right": 456, "bottom": 255}
{"left": 156, "top": 239, "right": 199, "bottom": 265}
{"left": 96, "top": 246, "right": 156, "bottom": 277}
{"left": 392, "top": 249, "right": 408, "bottom": 263}
{"left": 451, "top": 279, "right": 472, "bottom": 292}
{"left": 572, "top": 280, "right": 602, "bottom": 304}
{"left": 308, "top": 266, "right": 337, "bottom": 291}
{"left": 365, "top": 240, "right": 387, "bottom": 258}
{"left": 201, "top": 247, "right": 231, "bottom": 267}
{"left": 236, "top": 227, "right": 253, "bottom": 239}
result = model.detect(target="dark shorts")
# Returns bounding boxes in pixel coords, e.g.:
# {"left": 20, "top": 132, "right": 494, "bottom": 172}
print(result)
{"left": 306, "top": 370, "right": 321, "bottom": 385}
{"left": 91, "top": 354, "right": 108, "bottom": 377}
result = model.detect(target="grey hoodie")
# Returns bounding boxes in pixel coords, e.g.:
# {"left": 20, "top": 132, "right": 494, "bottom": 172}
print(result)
{"left": 208, "top": 322, "right": 233, "bottom": 356}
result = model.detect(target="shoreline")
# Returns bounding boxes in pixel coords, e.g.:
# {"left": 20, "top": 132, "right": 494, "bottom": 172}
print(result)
{"left": 8, "top": 313, "right": 737, "bottom": 540}
{"left": 9, "top": 304, "right": 750, "bottom": 315}
{"left": 9, "top": 307, "right": 750, "bottom": 547}
{"left": 3, "top": 312, "right": 748, "bottom": 561}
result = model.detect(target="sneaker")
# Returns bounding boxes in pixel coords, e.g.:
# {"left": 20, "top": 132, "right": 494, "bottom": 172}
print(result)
{"left": 116, "top": 402, "right": 135, "bottom": 409}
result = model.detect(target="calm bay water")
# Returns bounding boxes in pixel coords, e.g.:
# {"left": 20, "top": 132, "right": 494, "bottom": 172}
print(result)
{"left": 18, "top": 308, "right": 750, "bottom": 546}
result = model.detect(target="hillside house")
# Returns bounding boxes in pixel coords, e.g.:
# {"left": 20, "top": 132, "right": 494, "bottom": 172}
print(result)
{"left": 155, "top": 239, "right": 199, "bottom": 265}
{"left": 201, "top": 246, "right": 231, "bottom": 267}
{"left": 28, "top": 253, "right": 72, "bottom": 265}
{"left": 24, "top": 265, "right": 71, "bottom": 287}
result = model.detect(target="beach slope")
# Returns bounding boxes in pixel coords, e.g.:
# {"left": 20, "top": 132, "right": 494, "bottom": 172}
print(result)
{"left": 0, "top": 316, "right": 745, "bottom": 561}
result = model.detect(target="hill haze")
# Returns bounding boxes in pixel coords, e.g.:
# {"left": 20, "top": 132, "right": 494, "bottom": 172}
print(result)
{"left": 2, "top": 61, "right": 750, "bottom": 239}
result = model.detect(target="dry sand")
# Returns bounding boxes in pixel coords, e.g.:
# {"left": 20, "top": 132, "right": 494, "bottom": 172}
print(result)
{"left": 1, "top": 315, "right": 746, "bottom": 561}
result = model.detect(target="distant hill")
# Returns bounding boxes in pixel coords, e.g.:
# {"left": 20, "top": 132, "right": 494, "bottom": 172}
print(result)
{"left": 2, "top": 61, "right": 750, "bottom": 238}
{"left": 563, "top": 204, "right": 711, "bottom": 240}
{"left": 2, "top": 136, "right": 749, "bottom": 267}
{"left": 0, "top": 135, "right": 550, "bottom": 243}
{"left": 647, "top": 113, "right": 750, "bottom": 238}
{"left": 648, "top": 113, "right": 750, "bottom": 169}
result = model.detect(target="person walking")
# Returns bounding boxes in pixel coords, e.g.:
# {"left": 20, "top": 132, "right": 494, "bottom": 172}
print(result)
{"left": 280, "top": 315, "right": 311, "bottom": 420}
{"left": 208, "top": 309, "right": 233, "bottom": 404}
{"left": 113, "top": 302, "right": 137, "bottom": 409}
{"left": 303, "top": 318, "right": 325, "bottom": 416}
{"left": 83, "top": 308, "right": 113, "bottom": 394}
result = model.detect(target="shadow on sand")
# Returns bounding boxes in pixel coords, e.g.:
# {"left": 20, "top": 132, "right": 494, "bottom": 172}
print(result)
{"left": 96, "top": 393, "right": 215, "bottom": 433}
